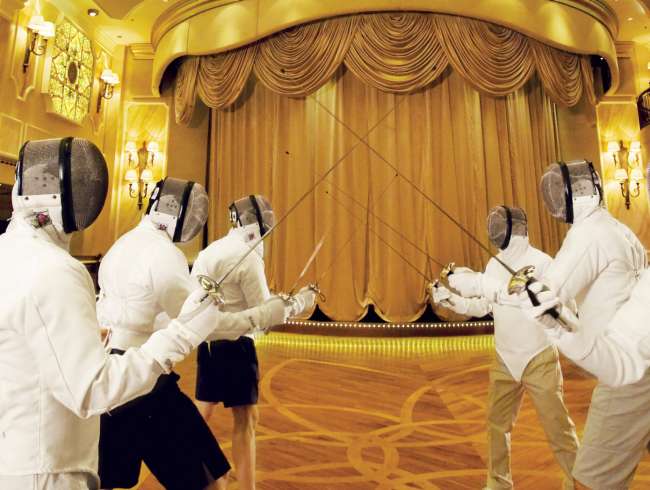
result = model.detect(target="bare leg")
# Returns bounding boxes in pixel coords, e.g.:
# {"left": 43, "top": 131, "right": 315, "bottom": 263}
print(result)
{"left": 197, "top": 400, "right": 216, "bottom": 421}
{"left": 204, "top": 475, "right": 229, "bottom": 490}
{"left": 231, "top": 405, "right": 259, "bottom": 490}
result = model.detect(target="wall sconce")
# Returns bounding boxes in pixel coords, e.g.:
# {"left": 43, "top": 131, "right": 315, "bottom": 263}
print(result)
{"left": 608, "top": 140, "right": 644, "bottom": 209}
{"left": 23, "top": 16, "right": 55, "bottom": 73}
{"left": 96, "top": 69, "right": 119, "bottom": 113}
{"left": 124, "top": 141, "right": 160, "bottom": 209}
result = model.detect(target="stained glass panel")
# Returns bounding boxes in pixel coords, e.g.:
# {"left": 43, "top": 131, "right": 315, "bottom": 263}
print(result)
{"left": 48, "top": 20, "right": 94, "bottom": 123}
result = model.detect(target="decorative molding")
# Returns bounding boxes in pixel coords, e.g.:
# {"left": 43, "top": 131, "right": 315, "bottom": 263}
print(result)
{"left": 598, "top": 95, "right": 637, "bottom": 104}
{"left": 9, "top": 8, "right": 39, "bottom": 101}
{"left": 129, "top": 43, "right": 154, "bottom": 60}
{"left": 152, "top": 0, "right": 240, "bottom": 48}
{"left": 0, "top": 0, "right": 27, "bottom": 21}
{"left": 0, "top": 113, "right": 23, "bottom": 161}
{"left": 149, "top": 0, "right": 619, "bottom": 96}
{"left": 551, "top": 0, "right": 618, "bottom": 41}
{"left": 24, "top": 123, "right": 53, "bottom": 141}
{"left": 615, "top": 41, "right": 635, "bottom": 59}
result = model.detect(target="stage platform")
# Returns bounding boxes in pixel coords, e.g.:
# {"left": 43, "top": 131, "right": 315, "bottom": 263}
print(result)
{"left": 133, "top": 333, "right": 650, "bottom": 489}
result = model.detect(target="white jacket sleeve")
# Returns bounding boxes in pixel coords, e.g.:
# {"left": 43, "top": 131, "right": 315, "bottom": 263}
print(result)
{"left": 25, "top": 259, "right": 162, "bottom": 419}
{"left": 548, "top": 271, "right": 650, "bottom": 387}
{"left": 238, "top": 255, "right": 271, "bottom": 306}
{"left": 151, "top": 247, "right": 194, "bottom": 319}
{"left": 449, "top": 295, "right": 491, "bottom": 317}
{"left": 542, "top": 235, "right": 603, "bottom": 306}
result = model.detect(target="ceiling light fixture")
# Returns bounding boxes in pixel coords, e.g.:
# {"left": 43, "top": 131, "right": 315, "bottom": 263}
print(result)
{"left": 87, "top": 8, "right": 99, "bottom": 17}
{"left": 627, "top": 16, "right": 634, "bottom": 21}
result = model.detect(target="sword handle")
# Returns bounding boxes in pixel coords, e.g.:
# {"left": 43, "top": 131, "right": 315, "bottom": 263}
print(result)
{"left": 525, "top": 280, "right": 575, "bottom": 332}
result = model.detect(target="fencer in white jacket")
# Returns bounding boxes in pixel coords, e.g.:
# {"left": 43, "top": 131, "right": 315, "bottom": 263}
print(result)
{"left": 96, "top": 182, "right": 314, "bottom": 490}
{"left": 0, "top": 139, "right": 296, "bottom": 490}
{"left": 191, "top": 194, "right": 276, "bottom": 490}
{"left": 434, "top": 206, "right": 578, "bottom": 490}
{"left": 458, "top": 161, "right": 646, "bottom": 490}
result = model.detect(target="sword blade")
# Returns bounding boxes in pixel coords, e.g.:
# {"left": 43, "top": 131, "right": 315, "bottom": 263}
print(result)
{"left": 311, "top": 96, "right": 515, "bottom": 276}
{"left": 213, "top": 98, "right": 405, "bottom": 290}
{"left": 324, "top": 189, "right": 431, "bottom": 282}
{"left": 326, "top": 179, "right": 446, "bottom": 269}
{"left": 289, "top": 234, "right": 326, "bottom": 295}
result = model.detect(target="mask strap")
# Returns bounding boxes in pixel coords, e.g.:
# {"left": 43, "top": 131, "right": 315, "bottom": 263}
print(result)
{"left": 501, "top": 206, "right": 513, "bottom": 249}
{"left": 587, "top": 161, "right": 603, "bottom": 204}
{"left": 58, "top": 137, "right": 75, "bottom": 233}
{"left": 16, "top": 141, "right": 28, "bottom": 196}
{"left": 173, "top": 181, "right": 195, "bottom": 243}
{"left": 559, "top": 161, "right": 573, "bottom": 224}
{"left": 249, "top": 195, "right": 266, "bottom": 236}
{"left": 146, "top": 179, "right": 165, "bottom": 215}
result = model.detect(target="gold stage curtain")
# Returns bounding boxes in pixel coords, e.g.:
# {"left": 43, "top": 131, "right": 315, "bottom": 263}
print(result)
{"left": 197, "top": 44, "right": 258, "bottom": 109}
{"left": 174, "top": 56, "right": 199, "bottom": 125}
{"left": 254, "top": 16, "right": 360, "bottom": 96}
{"left": 174, "top": 12, "right": 596, "bottom": 124}
{"left": 344, "top": 13, "right": 448, "bottom": 93}
{"left": 208, "top": 67, "right": 565, "bottom": 322}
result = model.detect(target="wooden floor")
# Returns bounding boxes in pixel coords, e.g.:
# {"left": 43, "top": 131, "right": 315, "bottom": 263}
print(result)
{"left": 135, "top": 333, "right": 650, "bottom": 489}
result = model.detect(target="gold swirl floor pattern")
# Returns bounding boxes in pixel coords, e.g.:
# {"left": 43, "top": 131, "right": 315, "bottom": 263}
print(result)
{"left": 133, "top": 334, "right": 650, "bottom": 489}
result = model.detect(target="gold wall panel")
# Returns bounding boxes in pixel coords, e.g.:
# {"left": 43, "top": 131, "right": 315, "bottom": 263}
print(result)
{"left": 113, "top": 102, "right": 169, "bottom": 239}
{"left": 596, "top": 102, "right": 650, "bottom": 248}
{"left": 151, "top": 0, "right": 619, "bottom": 96}
{"left": 0, "top": 113, "right": 23, "bottom": 160}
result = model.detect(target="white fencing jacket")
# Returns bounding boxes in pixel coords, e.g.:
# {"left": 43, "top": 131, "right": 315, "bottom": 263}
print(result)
{"left": 97, "top": 217, "right": 280, "bottom": 348}
{"left": 462, "top": 237, "right": 552, "bottom": 381}
{"left": 98, "top": 217, "right": 197, "bottom": 350}
{"left": 541, "top": 207, "right": 646, "bottom": 375}
{"left": 0, "top": 217, "right": 191, "bottom": 483}
{"left": 192, "top": 227, "right": 271, "bottom": 324}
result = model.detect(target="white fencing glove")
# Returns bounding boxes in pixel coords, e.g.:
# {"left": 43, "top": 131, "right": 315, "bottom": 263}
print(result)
{"left": 286, "top": 286, "right": 317, "bottom": 318}
{"left": 448, "top": 267, "right": 501, "bottom": 300}
{"left": 142, "top": 288, "right": 229, "bottom": 371}
{"left": 517, "top": 281, "right": 579, "bottom": 334}
{"left": 428, "top": 283, "right": 490, "bottom": 317}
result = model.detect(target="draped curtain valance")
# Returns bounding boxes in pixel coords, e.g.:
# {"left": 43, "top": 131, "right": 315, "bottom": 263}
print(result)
{"left": 174, "top": 12, "right": 596, "bottom": 125}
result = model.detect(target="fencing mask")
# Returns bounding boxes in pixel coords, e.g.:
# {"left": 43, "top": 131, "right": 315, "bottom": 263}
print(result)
{"left": 540, "top": 160, "right": 602, "bottom": 224}
{"left": 13, "top": 137, "right": 108, "bottom": 233}
{"left": 229, "top": 195, "right": 275, "bottom": 237}
{"left": 487, "top": 206, "right": 527, "bottom": 250}
{"left": 146, "top": 177, "right": 209, "bottom": 243}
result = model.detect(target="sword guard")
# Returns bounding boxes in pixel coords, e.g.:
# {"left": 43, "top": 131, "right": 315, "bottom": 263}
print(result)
{"left": 506, "top": 265, "right": 536, "bottom": 295}
{"left": 308, "top": 283, "right": 326, "bottom": 302}
{"left": 440, "top": 262, "right": 455, "bottom": 281}
{"left": 197, "top": 274, "right": 225, "bottom": 306}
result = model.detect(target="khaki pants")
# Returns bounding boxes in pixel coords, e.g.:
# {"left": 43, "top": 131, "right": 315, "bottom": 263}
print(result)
{"left": 0, "top": 473, "right": 97, "bottom": 490}
{"left": 486, "top": 346, "right": 579, "bottom": 490}
{"left": 573, "top": 369, "right": 650, "bottom": 489}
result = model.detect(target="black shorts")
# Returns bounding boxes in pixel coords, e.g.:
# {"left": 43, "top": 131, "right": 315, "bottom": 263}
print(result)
{"left": 195, "top": 336, "right": 259, "bottom": 407}
{"left": 98, "top": 352, "right": 230, "bottom": 490}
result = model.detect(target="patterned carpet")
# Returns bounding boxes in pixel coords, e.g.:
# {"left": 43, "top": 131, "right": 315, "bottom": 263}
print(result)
{"left": 133, "top": 333, "right": 650, "bottom": 489}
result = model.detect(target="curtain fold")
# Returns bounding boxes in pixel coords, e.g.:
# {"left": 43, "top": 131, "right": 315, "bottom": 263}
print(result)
{"left": 174, "top": 56, "right": 199, "bottom": 125}
{"left": 209, "top": 67, "right": 564, "bottom": 322}
{"left": 432, "top": 15, "right": 535, "bottom": 96}
{"left": 197, "top": 44, "right": 258, "bottom": 109}
{"left": 254, "top": 16, "right": 359, "bottom": 96}
{"left": 530, "top": 40, "right": 583, "bottom": 107}
{"left": 344, "top": 13, "right": 448, "bottom": 93}
{"left": 174, "top": 12, "right": 597, "bottom": 123}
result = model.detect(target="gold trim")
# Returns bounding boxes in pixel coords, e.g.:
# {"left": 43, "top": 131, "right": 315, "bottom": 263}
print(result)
{"left": 551, "top": 0, "right": 618, "bottom": 40}
{"left": 150, "top": 0, "right": 619, "bottom": 96}
{"left": 152, "top": 0, "right": 241, "bottom": 48}
{"left": 129, "top": 43, "right": 155, "bottom": 60}
{"left": 615, "top": 41, "right": 635, "bottom": 59}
